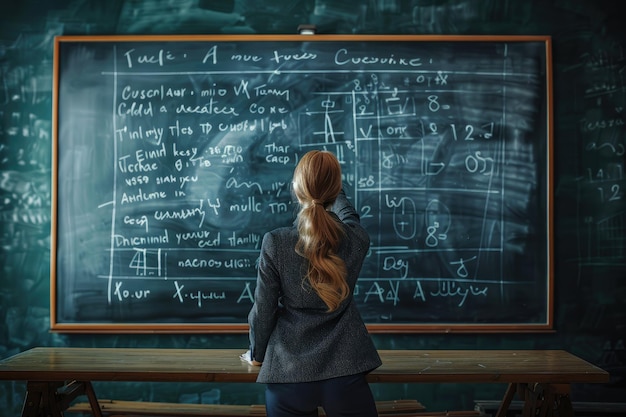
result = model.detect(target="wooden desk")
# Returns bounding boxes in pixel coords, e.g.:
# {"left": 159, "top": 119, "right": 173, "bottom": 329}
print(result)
{"left": 0, "top": 348, "right": 609, "bottom": 417}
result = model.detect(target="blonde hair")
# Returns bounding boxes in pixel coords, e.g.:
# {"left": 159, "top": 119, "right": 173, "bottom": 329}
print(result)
{"left": 292, "top": 150, "right": 348, "bottom": 312}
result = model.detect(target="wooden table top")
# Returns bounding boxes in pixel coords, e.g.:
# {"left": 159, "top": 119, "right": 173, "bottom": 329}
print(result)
{"left": 0, "top": 348, "right": 609, "bottom": 384}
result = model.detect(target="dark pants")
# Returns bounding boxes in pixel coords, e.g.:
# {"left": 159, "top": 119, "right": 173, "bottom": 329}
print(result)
{"left": 265, "top": 372, "right": 378, "bottom": 417}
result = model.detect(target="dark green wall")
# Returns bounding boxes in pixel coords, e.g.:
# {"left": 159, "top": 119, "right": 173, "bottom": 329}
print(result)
{"left": 0, "top": 0, "right": 624, "bottom": 414}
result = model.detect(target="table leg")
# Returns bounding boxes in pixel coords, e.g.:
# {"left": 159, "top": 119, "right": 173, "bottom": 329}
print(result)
{"left": 21, "top": 381, "right": 64, "bottom": 417}
{"left": 21, "top": 382, "right": 44, "bottom": 417}
{"left": 82, "top": 381, "right": 103, "bottom": 417}
{"left": 20, "top": 380, "right": 103, "bottom": 417}
{"left": 494, "top": 382, "right": 517, "bottom": 417}
{"left": 519, "top": 383, "right": 573, "bottom": 417}
{"left": 522, "top": 383, "right": 541, "bottom": 417}
{"left": 44, "top": 383, "right": 65, "bottom": 417}
{"left": 549, "top": 384, "right": 573, "bottom": 417}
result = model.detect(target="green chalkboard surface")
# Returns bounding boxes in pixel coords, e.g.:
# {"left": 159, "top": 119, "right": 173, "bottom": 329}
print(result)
{"left": 51, "top": 35, "right": 553, "bottom": 332}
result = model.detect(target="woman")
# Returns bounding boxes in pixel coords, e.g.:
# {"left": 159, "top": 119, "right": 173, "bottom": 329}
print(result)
{"left": 245, "top": 150, "right": 382, "bottom": 417}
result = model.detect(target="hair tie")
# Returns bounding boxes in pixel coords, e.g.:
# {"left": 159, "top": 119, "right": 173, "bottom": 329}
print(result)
{"left": 312, "top": 199, "right": 324, "bottom": 206}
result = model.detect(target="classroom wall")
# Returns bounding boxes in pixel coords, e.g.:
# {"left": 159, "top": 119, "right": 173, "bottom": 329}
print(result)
{"left": 0, "top": 0, "right": 624, "bottom": 414}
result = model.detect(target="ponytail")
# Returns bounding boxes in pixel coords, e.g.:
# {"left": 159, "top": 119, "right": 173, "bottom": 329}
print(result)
{"left": 293, "top": 151, "right": 348, "bottom": 311}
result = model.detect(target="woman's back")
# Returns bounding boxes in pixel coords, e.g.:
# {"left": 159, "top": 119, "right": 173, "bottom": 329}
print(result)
{"left": 249, "top": 191, "right": 380, "bottom": 383}
{"left": 247, "top": 150, "right": 381, "bottom": 417}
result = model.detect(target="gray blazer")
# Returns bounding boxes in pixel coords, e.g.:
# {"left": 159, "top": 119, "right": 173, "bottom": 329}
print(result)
{"left": 248, "top": 190, "right": 382, "bottom": 383}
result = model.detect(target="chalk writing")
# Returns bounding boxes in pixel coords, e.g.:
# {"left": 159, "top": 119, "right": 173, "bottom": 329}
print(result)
{"left": 53, "top": 37, "right": 551, "bottom": 326}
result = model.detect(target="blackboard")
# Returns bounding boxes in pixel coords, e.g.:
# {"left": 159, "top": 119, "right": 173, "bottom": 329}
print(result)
{"left": 51, "top": 35, "right": 553, "bottom": 333}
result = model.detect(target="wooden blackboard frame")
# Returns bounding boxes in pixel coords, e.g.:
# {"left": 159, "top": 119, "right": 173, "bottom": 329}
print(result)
{"left": 51, "top": 34, "right": 553, "bottom": 333}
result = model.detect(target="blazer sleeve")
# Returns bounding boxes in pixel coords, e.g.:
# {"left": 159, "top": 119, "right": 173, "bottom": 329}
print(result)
{"left": 331, "top": 188, "right": 361, "bottom": 225}
{"left": 247, "top": 231, "right": 281, "bottom": 363}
